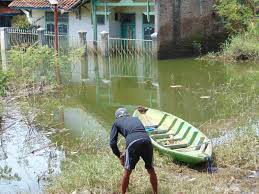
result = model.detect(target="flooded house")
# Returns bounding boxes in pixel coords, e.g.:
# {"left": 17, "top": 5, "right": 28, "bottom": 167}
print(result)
{"left": 9, "top": 0, "right": 156, "bottom": 41}
{"left": 0, "top": 0, "right": 22, "bottom": 27}
{"left": 7, "top": 0, "right": 225, "bottom": 58}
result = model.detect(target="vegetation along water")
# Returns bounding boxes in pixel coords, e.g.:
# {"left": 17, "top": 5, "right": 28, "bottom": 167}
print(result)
{"left": 0, "top": 47, "right": 258, "bottom": 193}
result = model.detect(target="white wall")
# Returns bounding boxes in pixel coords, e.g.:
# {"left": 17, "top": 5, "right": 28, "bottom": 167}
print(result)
{"left": 69, "top": 5, "right": 109, "bottom": 40}
{"left": 30, "top": 5, "right": 153, "bottom": 40}
{"left": 31, "top": 10, "right": 45, "bottom": 27}
{"left": 109, "top": 12, "right": 121, "bottom": 38}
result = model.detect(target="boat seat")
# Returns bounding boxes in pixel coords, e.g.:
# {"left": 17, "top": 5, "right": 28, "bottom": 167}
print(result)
{"left": 194, "top": 137, "right": 205, "bottom": 150}
{"left": 156, "top": 126, "right": 192, "bottom": 143}
{"left": 153, "top": 113, "right": 169, "bottom": 128}
{"left": 148, "top": 118, "right": 178, "bottom": 135}
{"left": 164, "top": 142, "right": 188, "bottom": 149}
{"left": 156, "top": 136, "right": 181, "bottom": 143}
{"left": 151, "top": 121, "right": 185, "bottom": 139}
{"left": 144, "top": 114, "right": 169, "bottom": 132}
{"left": 164, "top": 131, "right": 198, "bottom": 150}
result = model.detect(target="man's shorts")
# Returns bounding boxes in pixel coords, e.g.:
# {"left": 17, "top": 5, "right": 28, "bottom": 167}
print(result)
{"left": 124, "top": 138, "right": 153, "bottom": 170}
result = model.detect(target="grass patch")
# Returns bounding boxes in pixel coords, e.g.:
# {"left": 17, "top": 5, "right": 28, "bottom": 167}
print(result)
{"left": 214, "top": 130, "right": 258, "bottom": 170}
{"left": 46, "top": 129, "right": 258, "bottom": 194}
{"left": 200, "top": 31, "right": 259, "bottom": 62}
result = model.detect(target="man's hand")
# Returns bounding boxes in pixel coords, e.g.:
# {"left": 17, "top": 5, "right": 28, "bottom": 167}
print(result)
{"left": 119, "top": 152, "right": 125, "bottom": 166}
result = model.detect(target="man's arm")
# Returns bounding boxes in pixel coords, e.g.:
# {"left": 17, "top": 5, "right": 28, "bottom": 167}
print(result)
{"left": 110, "top": 122, "right": 121, "bottom": 158}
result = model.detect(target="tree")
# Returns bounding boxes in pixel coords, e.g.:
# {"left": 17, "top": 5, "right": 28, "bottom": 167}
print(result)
{"left": 215, "top": 0, "right": 259, "bottom": 33}
{"left": 12, "top": 15, "right": 31, "bottom": 29}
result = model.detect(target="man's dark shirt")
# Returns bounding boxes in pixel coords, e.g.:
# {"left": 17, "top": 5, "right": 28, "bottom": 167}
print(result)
{"left": 110, "top": 116, "right": 149, "bottom": 158}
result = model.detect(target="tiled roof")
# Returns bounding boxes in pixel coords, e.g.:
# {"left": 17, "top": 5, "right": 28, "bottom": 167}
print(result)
{"left": 0, "top": 7, "right": 22, "bottom": 15}
{"left": 9, "top": 0, "right": 82, "bottom": 11}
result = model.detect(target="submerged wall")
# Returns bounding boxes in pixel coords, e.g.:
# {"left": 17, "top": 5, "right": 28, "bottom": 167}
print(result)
{"left": 158, "top": 0, "right": 226, "bottom": 59}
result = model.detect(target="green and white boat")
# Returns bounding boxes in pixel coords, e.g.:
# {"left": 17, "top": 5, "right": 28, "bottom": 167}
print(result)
{"left": 133, "top": 107, "right": 212, "bottom": 165}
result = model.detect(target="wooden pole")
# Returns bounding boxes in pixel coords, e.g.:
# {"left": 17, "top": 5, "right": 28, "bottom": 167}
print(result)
{"left": 54, "top": 4, "right": 61, "bottom": 85}
{"left": 92, "top": 0, "right": 97, "bottom": 50}
{"left": 54, "top": 4, "right": 58, "bottom": 53}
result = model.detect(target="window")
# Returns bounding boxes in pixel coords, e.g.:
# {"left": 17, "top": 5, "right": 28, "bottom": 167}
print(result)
{"left": 143, "top": 15, "right": 154, "bottom": 40}
{"left": 0, "top": 16, "right": 12, "bottom": 27}
{"left": 97, "top": 15, "right": 105, "bottom": 25}
{"left": 45, "top": 12, "right": 69, "bottom": 34}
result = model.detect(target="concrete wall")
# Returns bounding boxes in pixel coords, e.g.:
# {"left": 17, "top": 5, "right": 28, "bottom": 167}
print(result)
{"left": 158, "top": 0, "right": 225, "bottom": 59}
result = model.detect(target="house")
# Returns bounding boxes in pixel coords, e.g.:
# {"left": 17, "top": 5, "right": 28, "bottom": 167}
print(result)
{"left": 8, "top": 0, "right": 226, "bottom": 58}
{"left": 9, "top": 0, "right": 157, "bottom": 41}
{"left": 0, "top": 0, "right": 22, "bottom": 27}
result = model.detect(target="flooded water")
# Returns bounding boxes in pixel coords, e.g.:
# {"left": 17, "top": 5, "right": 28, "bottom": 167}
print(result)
{"left": 59, "top": 55, "right": 259, "bottom": 127}
{"left": 1, "top": 53, "right": 259, "bottom": 192}
{"left": 0, "top": 105, "right": 64, "bottom": 193}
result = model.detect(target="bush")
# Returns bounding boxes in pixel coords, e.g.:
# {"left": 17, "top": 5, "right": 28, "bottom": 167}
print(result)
{"left": 221, "top": 30, "right": 259, "bottom": 61}
{"left": 12, "top": 15, "right": 31, "bottom": 29}
{"left": 215, "top": 0, "right": 258, "bottom": 33}
{"left": 0, "top": 71, "right": 11, "bottom": 96}
{"left": 7, "top": 46, "right": 84, "bottom": 87}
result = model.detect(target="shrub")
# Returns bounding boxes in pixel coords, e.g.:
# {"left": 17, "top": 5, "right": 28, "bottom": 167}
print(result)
{"left": 12, "top": 15, "right": 31, "bottom": 29}
{"left": 215, "top": 0, "right": 258, "bottom": 33}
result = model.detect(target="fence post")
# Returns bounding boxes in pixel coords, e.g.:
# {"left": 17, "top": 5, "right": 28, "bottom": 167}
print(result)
{"left": 100, "top": 31, "right": 109, "bottom": 57}
{"left": 0, "top": 27, "right": 10, "bottom": 51}
{"left": 37, "top": 28, "right": 46, "bottom": 46}
{"left": 151, "top": 32, "right": 158, "bottom": 57}
{"left": 78, "top": 31, "right": 87, "bottom": 54}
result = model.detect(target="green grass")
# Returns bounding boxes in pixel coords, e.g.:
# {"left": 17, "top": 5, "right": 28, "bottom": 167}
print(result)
{"left": 201, "top": 31, "right": 259, "bottom": 62}
{"left": 46, "top": 129, "right": 259, "bottom": 194}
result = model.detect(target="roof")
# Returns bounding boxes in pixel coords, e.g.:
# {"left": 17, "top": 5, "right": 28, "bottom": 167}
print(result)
{"left": 0, "top": 7, "right": 22, "bottom": 15}
{"left": 9, "top": 0, "right": 82, "bottom": 11}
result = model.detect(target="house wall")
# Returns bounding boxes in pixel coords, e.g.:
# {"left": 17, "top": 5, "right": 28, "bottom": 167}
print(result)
{"left": 30, "top": 4, "right": 153, "bottom": 41}
{"left": 158, "top": 0, "right": 226, "bottom": 59}
{"left": 68, "top": 5, "right": 109, "bottom": 40}
{"left": 109, "top": 11, "right": 120, "bottom": 38}
{"left": 108, "top": 6, "right": 151, "bottom": 39}
{"left": 31, "top": 6, "right": 109, "bottom": 40}
{"left": 31, "top": 10, "right": 45, "bottom": 27}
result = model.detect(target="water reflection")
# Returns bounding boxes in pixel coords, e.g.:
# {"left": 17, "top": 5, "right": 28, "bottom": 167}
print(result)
{"left": 63, "top": 107, "right": 108, "bottom": 141}
{"left": 69, "top": 55, "right": 159, "bottom": 108}
{"left": 65, "top": 55, "right": 230, "bottom": 125}
{"left": 0, "top": 106, "right": 64, "bottom": 193}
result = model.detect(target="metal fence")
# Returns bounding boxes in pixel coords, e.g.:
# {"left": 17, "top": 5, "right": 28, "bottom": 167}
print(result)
{"left": 109, "top": 38, "right": 152, "bottom": 56}
{"left": 4, "top": 28, "right": 154, "bottom": 56}
{"left": 8, "top": 28, "right": 39, "bottom": 47}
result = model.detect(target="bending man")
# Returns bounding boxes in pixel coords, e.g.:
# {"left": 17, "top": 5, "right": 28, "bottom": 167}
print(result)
{"left": 110, "top": 107, "right": 158, "bottom": 194}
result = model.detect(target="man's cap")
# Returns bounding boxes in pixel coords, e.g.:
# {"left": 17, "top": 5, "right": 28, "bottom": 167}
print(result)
{"left": 115, "top": 108, "right": 129, "bottom": 119}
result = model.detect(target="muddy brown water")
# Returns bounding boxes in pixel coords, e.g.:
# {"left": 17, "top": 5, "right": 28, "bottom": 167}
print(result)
{"left": 1, "top": 55, "right": 259, "bottom": 193}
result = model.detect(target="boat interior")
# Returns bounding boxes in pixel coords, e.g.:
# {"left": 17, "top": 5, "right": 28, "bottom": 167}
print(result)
{"left": 138, "top": 111, "right": 209, "bottom": 153}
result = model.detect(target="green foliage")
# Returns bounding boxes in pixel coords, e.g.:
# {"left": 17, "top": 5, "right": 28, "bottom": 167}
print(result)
{"left": 201, "top": 27, "right": 259, "bottom": 62}
{"left": 215, "top": 0, "right": 258, "bottom": 33}
{"left": 0, "top": 71, "right": 11, "bottom": 96}
{"left": 8, "top": 46, "right": 84, "bottom": 87}
{"left": 12, "top": 15, "right": 31, "bottom": 29}
{"left": 192, "top": 41, "right": 202, "bottom": 54}
{"left": 222, "top": 30, "right": 259, "bottom": 61}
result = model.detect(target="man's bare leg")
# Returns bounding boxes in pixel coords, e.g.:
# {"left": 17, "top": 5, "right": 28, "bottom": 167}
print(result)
{"left": 147, "top": 168, "right": 158, "bottom": 194}
{"left": 121, "top": 169, "right": 132, "bottom": 194}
